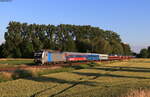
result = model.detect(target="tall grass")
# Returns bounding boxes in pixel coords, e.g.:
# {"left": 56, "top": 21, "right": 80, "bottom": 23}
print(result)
{"left": 121, "top": 89, "right": 150, "bottom": 97}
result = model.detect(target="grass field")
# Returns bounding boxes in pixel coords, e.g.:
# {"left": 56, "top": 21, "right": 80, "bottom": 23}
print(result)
{"left": 0, "top": 59, "right": 34, "bottom": 68}
{"left": 0, "top": 59, "right": 150, "bottom": 97}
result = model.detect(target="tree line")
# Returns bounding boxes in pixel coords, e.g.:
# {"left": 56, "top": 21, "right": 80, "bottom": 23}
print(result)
{"left": 0, "top": 21, "right": 132, "bottom": 58}
{"left": 136, "top": 46, "right": 150, "bottom": 58}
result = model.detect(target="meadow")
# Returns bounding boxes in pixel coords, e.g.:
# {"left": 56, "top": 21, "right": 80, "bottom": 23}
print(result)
{"left": 0, "top": 59, "right": 150, "bottom": 97}
{"left": 0, "top": 58, "right": 34, "bottom": 68}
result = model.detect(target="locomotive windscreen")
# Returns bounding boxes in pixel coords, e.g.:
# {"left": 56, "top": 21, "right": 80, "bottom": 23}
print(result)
{"left": 34, "top": 51, "right": 43, "bottom": 58}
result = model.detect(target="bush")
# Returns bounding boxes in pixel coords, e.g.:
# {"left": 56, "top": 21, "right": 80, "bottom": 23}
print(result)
{"left": 12, "top": 69, "right": 34, "bottom": 79}
{"left": 0, "top": 72, "right": 12, "bottom": 82}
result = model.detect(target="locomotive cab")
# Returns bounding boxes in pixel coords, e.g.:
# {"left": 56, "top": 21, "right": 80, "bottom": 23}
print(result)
{"left": 34, "top": 51, "right": 43, "bottom": 64}
{"left": 34, "top": 50, "right": 48, "bottom": 64}
{"left": 34, "top": 50, "right": 50, "bottom": 64}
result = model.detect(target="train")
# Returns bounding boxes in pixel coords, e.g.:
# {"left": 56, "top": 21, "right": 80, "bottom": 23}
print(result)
{"left": 34, "top": 50, "right": 134, "bottom": 65}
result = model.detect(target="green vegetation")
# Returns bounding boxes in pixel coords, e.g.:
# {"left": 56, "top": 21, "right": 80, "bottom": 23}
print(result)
{"left": 137, "top": 46, "right": 150, "bottom": 58}
{"left": 37, "top": 63, "right": 100, "bottom": 76}
{"left": 0, "top": 59, "right": 34, "bottom": 65}
{"left": 0, "top": 72, "right": 12, "bottom": 82}
{"left": 0, "top": 21, "right": 132, "bottom": 58}
{"left": 0, "top": 61, "right": 101, "bottom": 82}
{"left": 12, "top": 69, "right": 36, "bottom": 79}
{"left": 0, "top": 59, "right": 34, "bottom": 68}
{"left": 0, "top": 59, "right": 149, "bottom": 97}
{"left": 0, "top": 62, "right": 100, "bottom": 80}
{"left": 0, "top": 75, "right": 9, "bottom": 82}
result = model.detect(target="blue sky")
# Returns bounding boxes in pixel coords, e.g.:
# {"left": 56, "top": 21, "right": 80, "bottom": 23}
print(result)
{"left": 0, "top": 0, "right": 150, "bottom": 52}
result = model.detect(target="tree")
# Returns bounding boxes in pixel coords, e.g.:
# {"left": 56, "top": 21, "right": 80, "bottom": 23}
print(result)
{"left": 122, "top": 43, "right": 132, "bottom": 55}
{"left": 0, "top": 44, "right": 5, "bottom": 58}
{"left": 20, "top": 40, "right": 34, "bottom": 58}
{"left": 4, "top": 21, "right": 23, "bottom": 57}
{"left": 139, "top": 48, "right": 148, "bottom": 58}
{"left": 1, "top": 21, "right": 132, "bottom": 58}
{"left": 147, "top": 46, "right": 150, "bottom": 58}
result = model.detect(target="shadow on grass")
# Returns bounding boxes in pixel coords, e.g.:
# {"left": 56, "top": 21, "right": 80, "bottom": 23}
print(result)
{"left": 27, "top": 76, "right": 98, "bottom": 97}
{"left": 28, "top": 70, "right": 150, "bottom": 97}
{"left": 67, "top": 62, "right": 101, "bottom": 70}
{"left": 93, "top": 66, "right": 150, "bottom": 73}
{"left": 72, "top": 72, "right": 150, "bottom": 80}
{"left": 26, "top": 76, "right": 98, "bottom": 86}
{"left": 30, "top": 85, "right": 57, "bottom": 97}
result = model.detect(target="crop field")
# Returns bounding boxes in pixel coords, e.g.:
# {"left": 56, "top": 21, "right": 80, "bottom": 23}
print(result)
{"left": 0, "top": 59, "right": 150, "bottom": 97}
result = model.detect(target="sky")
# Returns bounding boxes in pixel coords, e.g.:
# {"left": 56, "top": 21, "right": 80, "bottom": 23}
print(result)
{"left": 0, "top": 0, "right": 150, "bottom": 53}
